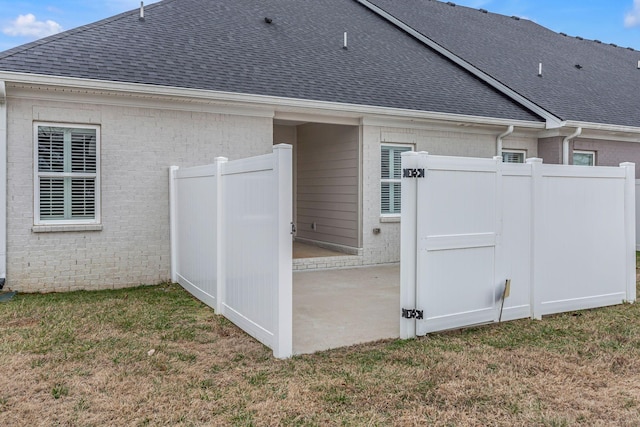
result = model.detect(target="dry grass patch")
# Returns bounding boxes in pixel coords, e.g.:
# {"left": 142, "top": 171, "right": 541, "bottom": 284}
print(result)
{"left": 1, "top": 281, "right": 640, "bottom": 425}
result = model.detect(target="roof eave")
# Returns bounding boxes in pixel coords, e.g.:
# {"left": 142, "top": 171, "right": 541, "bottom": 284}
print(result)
{"left": 0, "top": 71, "right": 545, "bottom": 129}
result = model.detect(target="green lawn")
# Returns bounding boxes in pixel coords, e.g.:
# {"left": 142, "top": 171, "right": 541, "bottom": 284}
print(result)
{"left": 1, "top": 277, "right": 640, "bottom": 426}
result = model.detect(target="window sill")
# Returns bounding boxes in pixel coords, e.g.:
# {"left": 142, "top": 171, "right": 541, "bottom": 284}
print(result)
{"left": 32, "top": 224, "right": 103, "bottom": 233}
{"left": 379, "top": 216, "right": 401, "bottom": 223}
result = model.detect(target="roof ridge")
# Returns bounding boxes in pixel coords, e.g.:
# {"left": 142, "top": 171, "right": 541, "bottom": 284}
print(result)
{"left": 0, "top": 0, "right": 174, "bottom": 61}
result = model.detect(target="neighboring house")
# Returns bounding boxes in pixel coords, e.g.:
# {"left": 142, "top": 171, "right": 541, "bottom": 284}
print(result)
{"left": 0, "top": 0, "right": 634, "bottom": 292}
{"left": 362, "top": 0, "right": 640, "bottom": 170}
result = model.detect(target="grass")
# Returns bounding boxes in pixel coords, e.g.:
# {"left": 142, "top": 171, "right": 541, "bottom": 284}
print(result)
{"left": 1, "top": 279, "right": 640, "bottom": 426}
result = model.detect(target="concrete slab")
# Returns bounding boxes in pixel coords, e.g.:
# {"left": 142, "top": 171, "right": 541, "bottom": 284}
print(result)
{"left": 293, "top": 264, "right": 400, "bottom": 354}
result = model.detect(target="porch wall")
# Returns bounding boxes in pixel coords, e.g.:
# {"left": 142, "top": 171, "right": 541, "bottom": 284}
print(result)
{"left": 295, "top": 123, "right": 360, "bottom": 248}
{"left": 6, "top": 89, "right": 273, "bottom": 292}
{"left": 361, "top": 124, "right": 538, "bottom": 265}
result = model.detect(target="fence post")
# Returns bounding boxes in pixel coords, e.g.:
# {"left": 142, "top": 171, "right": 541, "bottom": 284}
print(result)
{"left": 168, "top": 166, "right": 179, "bottom": 283}
{"left": 621, "top": 162, "right": 636, "bottom": 303}
{"left": 400, "top": 151, "right": 424, "bottom": 339}
{"left": 273, "top": 144, "right": 293, "bottom": 358}
{"left": 527, "top": 158, "right": 543, "bottom": 320}
{"left": 214, "top": 157, "right": 228, "bottom": 314}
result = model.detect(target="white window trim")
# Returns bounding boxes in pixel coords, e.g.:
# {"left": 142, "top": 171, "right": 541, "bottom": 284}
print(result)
{"left": 380, "top": 143, "right": 414, "bottom": 219}
{"left": 501, "top": 149, "right": 527, "bottom": 163}
{"left": 33, "top": 122, "right": 101, "bottom": 226}
{"left": 572, "top": 150, "right": 596, "bottom": 166}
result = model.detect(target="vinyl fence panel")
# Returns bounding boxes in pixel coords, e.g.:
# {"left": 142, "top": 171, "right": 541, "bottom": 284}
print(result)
{"left": 413, "top": 155, "right": 501, "bottom": 334}
{"left": 170, "top": 145, "right": 293, "bottom": 358}
{"left": 401, "top": 154, "right": 635, "bottom": 338}
{"left": 170, "top": 162, "right": 223, "bottom": 310}
{"left": 533, "top": 162, "right": 631, "bottom": 317}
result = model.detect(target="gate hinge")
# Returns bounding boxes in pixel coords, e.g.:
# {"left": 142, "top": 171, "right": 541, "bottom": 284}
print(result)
{"left": 402, "top": 308, "right": 424, "bottom": 320}
{"left": 291, "top": 222, "right": 297, "bottom": 236}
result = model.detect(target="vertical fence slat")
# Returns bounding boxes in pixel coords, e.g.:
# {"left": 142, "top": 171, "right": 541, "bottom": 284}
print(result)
{"left": 215, "top": 157, "right": 227, "bottom": 314}
{"left": 527, "top": 157, "right": 543, "bottom": 320}
{"left": 622, "top": 162, "right": 636, "bottom": 303}
{"left": 169, "top": 166, "right": 179, "bottom": 283}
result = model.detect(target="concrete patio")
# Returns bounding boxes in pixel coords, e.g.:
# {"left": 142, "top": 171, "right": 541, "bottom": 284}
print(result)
{"left": 293, "top": 264, "right": 400, "bottom": 354}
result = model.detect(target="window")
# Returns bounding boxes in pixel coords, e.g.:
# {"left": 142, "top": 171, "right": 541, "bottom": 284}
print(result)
{"left": 381, "top": 145, "right": 412, "bottom": 215}
{"left": 573, "top": 150, "right": 595, "bottom": 166}
{"left": 502, "top": 150, "right": 526, "bottom": 163}
{"left": 35, "top": 124, "right": 100, "bottom": 225}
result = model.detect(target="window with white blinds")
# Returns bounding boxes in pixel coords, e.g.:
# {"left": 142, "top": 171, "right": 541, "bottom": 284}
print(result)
{"left": 502, "top": 150, "right": 526, "bottom": 163}
{"left": 573, "top": 150, "right": 595, "bottom": 166}
{"left": 35, "top": 124, "right": 100, "bottom": 224}
{"left": 381, "top": 145, "right": 411, "bottom": 215}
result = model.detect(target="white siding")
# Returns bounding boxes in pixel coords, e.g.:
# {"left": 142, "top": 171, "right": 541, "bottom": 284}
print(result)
{"left": 296, "top": 123, "right": 360, "bottom": 248}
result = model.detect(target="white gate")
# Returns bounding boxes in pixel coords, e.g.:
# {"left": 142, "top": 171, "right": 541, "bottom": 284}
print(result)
{"left": 401, "top": 152, "right": 636, "bottom": 339}
{"left": 169, "top": 144, "right": 293, "bottom": 358}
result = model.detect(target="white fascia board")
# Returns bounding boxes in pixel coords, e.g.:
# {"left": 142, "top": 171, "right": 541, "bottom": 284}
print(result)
{"left": 539, "top": 122, "right": 640, "bottom": 142}
{"left": 564, "top": 121, "right": 640, "bottom": 136}
{"left": 354, "top": 0, "right": 564, "bottom": 130}
{"left": 0, "top": 71, "right": 544, "bottom": 129}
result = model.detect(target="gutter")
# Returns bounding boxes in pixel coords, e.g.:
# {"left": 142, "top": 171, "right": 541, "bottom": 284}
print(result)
{"left": 0, "top": 81, "right": 6, "bottom": 288}
{"left": 562, "top": 127, "right": 582, "bottom": 165}
{"left": 354, "top": 0, "right": 565, "bottom": 130}
{"left": 496, "top": 125, "right": 514, "bottom": 158}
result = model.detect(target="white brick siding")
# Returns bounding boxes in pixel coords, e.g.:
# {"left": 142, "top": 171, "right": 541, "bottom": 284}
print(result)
{"left": 7, "top": 89, "right": 272, "bottom": 292}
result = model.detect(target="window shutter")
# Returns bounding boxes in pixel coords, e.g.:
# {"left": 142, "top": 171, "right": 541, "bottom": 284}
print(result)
{"left": 381, "top": 147, "right": 390, "bottom": 179}
{"left": 71, "top": 130, "right": 97, "bottom": 173}
{"left": 71, "top": 179, "right": 96, "bottom": 218}
{"left": 38, "top": 128, "right": 65, "bottom": 172}
{"left": 39, "top": 178, "right": 65, "bottom": 219}
{"left": 392, "top": 150, "right": 403, "bottom": 179}
{"left": 381, "top": 182, "right": 391, "bottom": 214}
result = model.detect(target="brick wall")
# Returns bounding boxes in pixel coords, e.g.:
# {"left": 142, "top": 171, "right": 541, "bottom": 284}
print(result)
{"left": 6, "top": 90, "right": 272, "bottom": 292}
{"left": 574, "top": 138, "right": 640, "bottom": 176}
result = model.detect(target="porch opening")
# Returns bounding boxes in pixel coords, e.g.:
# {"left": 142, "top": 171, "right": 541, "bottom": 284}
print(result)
{"left": 274, "top": 119, "right": 363, "bottom": 270}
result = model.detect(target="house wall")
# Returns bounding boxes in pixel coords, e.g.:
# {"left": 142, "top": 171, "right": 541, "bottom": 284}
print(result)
{"left": 295, "top": 123, "right": 360, "bottom": 249}
{"left": 6, "top": 89, "right": 273, "bottom": 292}
{"left": 573, "top": 138, "right": 640, "bottom": 176}
{"left": 538, "top": 136, "right": 563, "bottom": 164}
{"left": 538, "top": 136, "right": 640, "bottom": 176}
{"left": 361, "top": 124, "right": 538, "bottom": 265}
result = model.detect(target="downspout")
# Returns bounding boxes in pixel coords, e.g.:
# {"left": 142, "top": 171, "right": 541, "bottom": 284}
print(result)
{"left": 562, "top": 127, "right": 582, "bottom": 165}
{"left": 496, "top": 125, "right": 514, "bottom": 158}
{"left": 0, "top": 81, "right": 6, "bottom": 289}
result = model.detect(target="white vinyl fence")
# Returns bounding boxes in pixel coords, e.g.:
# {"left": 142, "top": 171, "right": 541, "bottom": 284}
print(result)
{"left": 169, "top": 144, "right": 293, "bottom": 358}
{"left": 636, "top": 180, "right": 640, "bottom": 250}
{"left": 401, "top": 153, "right": 636, "bottom": 339}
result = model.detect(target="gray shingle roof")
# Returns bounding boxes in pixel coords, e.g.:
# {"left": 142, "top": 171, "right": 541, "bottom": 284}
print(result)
{"left": 0, "top": 0, "right": 541, "bottom": 123}
{"left": 368, "top": 0, "right": 640, "bottom": 128}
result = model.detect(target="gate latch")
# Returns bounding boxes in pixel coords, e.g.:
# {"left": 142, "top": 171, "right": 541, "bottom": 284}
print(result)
{"left": 291, "top": 222, "right": 297, "bottom": 236}
{"left": 402, "top": 308, "right": 424, "bottom": 320}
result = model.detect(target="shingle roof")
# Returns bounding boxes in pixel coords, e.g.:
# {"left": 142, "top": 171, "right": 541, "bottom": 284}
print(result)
{"left": 367, "top": 0, "right": 640, "bottom": 128}
{"left": 0, "top": 0, "right": 541, "bottom": 123}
